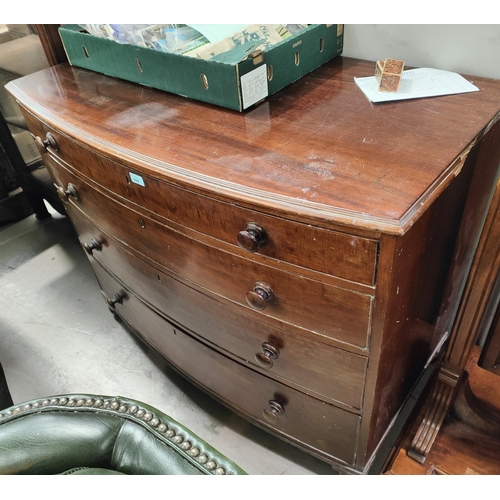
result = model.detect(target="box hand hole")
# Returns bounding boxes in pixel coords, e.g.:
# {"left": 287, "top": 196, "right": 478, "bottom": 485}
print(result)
{"left": 267, "top": 65, "right": 274, "bottom": 81}
{"left": 82, "top": 46, "right": 90, "bottom": 58}
{"left": 294, "top": 51, "right": 300, "bottom": 66}
{"left": 135, "top": 58, "right": 144, "bottom": 73}
{"left": 201, "top": 74, "right": 209, "bottom": 90}
{"left": 319, "top": 37, "right": 325, "bottom": 52}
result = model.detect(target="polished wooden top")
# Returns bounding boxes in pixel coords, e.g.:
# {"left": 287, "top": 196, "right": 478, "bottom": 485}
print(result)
{"left": 6, "top": 57, "right": 500, "bottom": 234}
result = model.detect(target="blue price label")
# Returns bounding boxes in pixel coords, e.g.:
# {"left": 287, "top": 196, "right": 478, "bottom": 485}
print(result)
{"left": 129, "top": 172, "right": 145, "bottom": 187}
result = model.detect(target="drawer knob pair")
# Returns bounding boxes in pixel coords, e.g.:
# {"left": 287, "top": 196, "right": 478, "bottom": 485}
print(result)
{"left": 246, "top": 282, "right": 274, "bottom": 311}
{"left": 263, "top": 400, "right": 285, "bottom": 424}
{"left": 35, "top": 132, "right": 58, "bottom": 153}
{"left": 237, "top": 223, "right": 267, "bottom": 253}
{"left": 255, "top": 342, "right": 280, "bottom": 369}
{"left": 56, "top": 183, "right": 78, "bottom": 203}
{"left": 83, "top": 238, "right": 102, "bottom": 255}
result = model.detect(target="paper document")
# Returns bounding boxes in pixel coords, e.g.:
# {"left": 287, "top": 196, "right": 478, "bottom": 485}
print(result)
{"left": 187, "top": 24, "right": 249, "bottom": 43}
{"left": 184, "top": 25, "right": 286, "bottom": 60}
{"left": 354, "top": 68, "right": 479, "bottom": 103}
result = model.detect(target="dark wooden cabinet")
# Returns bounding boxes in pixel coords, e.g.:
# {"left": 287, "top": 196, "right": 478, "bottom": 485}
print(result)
{"left": 383, "top": 173, "right": 500, "bottom": 474}
{"left": 6, "top": 57, "right": 500, "bottom": 473}
{"left": 481, "top": 317, "right": 500, "bottom": 375}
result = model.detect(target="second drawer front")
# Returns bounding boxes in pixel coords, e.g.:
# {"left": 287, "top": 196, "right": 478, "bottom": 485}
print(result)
{"left": 70, "top": 206, "right": 367, "bottom": 410}
{"left": 91, "top": 261, "right": 361, "bottom": 466}
{"left": 56, "top": 163, "right": 373, "bottom": 348}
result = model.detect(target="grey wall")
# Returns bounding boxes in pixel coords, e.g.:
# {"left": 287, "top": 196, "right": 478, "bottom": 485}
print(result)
{"left": 342, "top": 25, "right": 500, "bottom": 79}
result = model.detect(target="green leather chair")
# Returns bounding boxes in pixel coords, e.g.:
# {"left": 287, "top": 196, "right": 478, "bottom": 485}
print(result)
{"left": 0, "top": 392, "right": 247, "bottom": 475}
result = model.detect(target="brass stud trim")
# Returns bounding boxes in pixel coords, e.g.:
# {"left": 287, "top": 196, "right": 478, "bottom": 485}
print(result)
{"left": 0, "top": 396, "right": 230, "bottom": 474}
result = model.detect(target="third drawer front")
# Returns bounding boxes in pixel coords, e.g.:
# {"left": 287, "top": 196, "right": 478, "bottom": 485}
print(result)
{"left": 56, "top": 167, "right": 373, "bottom": 348}
{"left": 91, "top": 260, "right": 361, "bottom": 467}
{"left": 69, "top": 205, "right": 367, "bottom": 410}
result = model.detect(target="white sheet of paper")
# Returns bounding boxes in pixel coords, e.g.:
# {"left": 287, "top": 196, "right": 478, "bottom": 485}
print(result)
{"left": 187, "top": 24, "right": 249, "bottom": 43}
{"left": 354, "top": 68, "right": 479, "bottom": 103}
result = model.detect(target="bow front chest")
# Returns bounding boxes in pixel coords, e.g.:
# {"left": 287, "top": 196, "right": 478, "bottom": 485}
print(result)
{"left": 7, "top": 57, "right": 500, "bottom": 473}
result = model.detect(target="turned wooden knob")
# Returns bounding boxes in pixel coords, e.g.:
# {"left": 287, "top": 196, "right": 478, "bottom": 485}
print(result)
{"left": 106, "top": 293, "right": 123, "bottom": 311}
{"left": 237, "top": 223, "right": 267, "bottom": 253}
{"left": 246, "top": 282, "right": 274, "bottom": 311}
{"left": 255, "top": 342, "right": 280, "bottom": 369}
{"left": 34, "top": 132, "right": 58, "bottom": 153}
{"left": 56, "top": 183, "right": 78, "bottom": 203}
{"left": 83, "top": 238, "right": 102, "bottom": 255}
{"left": 263, "top": 400, "right": 284, "bottom": 423}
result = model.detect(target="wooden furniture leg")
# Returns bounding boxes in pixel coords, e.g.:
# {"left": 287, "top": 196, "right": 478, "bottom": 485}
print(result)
{"left": 407, "top": 369, "right": 457, "bottom": 463}
{"left": 386, "top": 346, "right": 500, "bottom": 475}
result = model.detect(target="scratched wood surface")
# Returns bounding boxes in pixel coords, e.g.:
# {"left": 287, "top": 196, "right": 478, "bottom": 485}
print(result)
{"left": 6, "top": 58, "right": 500, "bottom": 473}
{"left": 7, "top": 57, "right": 500, "bottom": 234}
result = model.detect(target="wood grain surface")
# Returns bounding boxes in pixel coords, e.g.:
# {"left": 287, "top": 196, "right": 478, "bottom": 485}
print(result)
{"left": 7, "top": 58, "right": 500, "bottom": 234}
{"left": 7, "top": 57, "right": 500, "bottom": 473}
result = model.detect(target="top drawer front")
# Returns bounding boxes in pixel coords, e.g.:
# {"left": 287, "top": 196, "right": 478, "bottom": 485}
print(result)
{"left": 27, "top": 115, "right": 378, "bottom": 286}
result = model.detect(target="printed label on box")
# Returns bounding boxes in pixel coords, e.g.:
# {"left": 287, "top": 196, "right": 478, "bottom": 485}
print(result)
{"left": 129, "top": 172, "right": 145, "bottom": 187}
{"left": 241, "top": 64, "right": 268, "bottom": 110}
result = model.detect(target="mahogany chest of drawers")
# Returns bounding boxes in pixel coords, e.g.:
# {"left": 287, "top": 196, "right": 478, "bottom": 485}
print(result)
{"left": 7, "top": 57, "right": 500, "bottom": 473}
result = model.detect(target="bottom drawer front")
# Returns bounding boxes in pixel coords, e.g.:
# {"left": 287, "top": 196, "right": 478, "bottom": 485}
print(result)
{"left": 91, "top": 261, "right": 361, "bottom": 466}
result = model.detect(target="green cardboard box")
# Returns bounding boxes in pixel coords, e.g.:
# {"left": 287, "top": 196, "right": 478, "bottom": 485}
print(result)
{"left": 58, "top": 24, "right": 344, "bottom": 112}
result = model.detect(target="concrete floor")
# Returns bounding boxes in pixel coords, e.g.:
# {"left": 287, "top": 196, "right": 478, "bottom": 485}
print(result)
{"left": 0, "top": 204, "right": 335, "bottom": 475}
